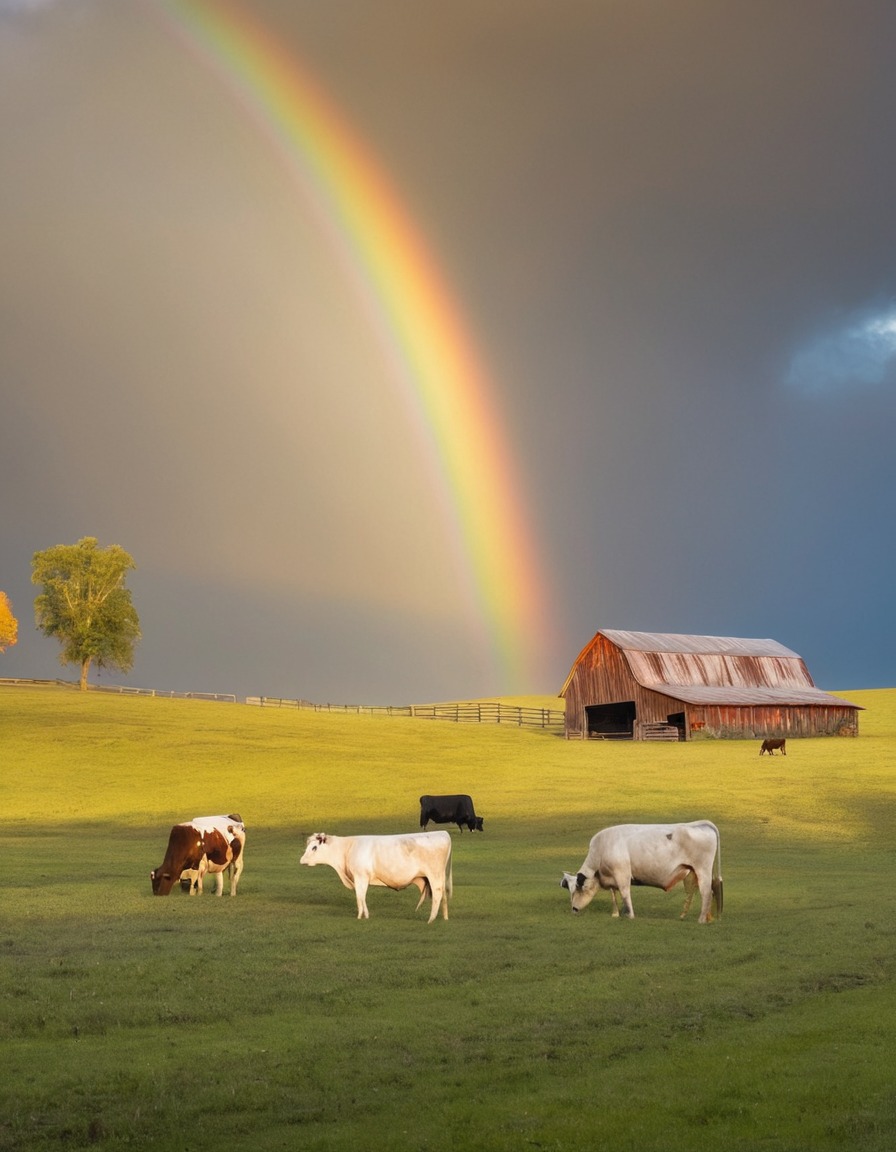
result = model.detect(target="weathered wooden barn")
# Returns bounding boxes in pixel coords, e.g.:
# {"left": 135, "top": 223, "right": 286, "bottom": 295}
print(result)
{"left": 560, "top": 629, "right": 860, "bottom": 741}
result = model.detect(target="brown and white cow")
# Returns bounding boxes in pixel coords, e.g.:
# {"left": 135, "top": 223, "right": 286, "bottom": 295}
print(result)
{"left": 150, "top": 814, "right": 246, "bottom": 896}
{"left": 300, "top": 831, "right": 452, "bottom": 921}
{"left": 560, "top": 820, "right": 722, "bottom": 923}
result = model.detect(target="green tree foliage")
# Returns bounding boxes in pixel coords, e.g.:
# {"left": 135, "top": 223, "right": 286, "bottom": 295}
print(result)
{"left": 31, "top": 537, "right": 141, "bottom": 690}
{"left": 0, "top": 590, "right": 18, "bottom": 652}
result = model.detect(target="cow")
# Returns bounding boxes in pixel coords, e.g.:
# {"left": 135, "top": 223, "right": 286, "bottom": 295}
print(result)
{"left": 560, "top": 820, "right": 722, "bottom": 923}
{"left": 419, "top": 793, "right": 483, "bottom": 832}
{"left": 760, "top": 738, "right": 786, "bottom": 756}
{"left": 181, "top": 815, "right": 246, "bottom": 895}
{"left": 300, "top": 831, "right": 452, "bottom": 921}
{"left": 150, "top": 814, "right": 246, "bottom": 896}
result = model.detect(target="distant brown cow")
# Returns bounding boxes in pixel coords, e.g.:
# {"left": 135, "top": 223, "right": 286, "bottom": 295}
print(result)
{"left": 760, "top": 738, "right": 786, "bottom": 756}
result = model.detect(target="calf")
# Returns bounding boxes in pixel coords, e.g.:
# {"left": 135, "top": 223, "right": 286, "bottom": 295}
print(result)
{"left": 760, "top": 738, "right": 786, "bottom": 756}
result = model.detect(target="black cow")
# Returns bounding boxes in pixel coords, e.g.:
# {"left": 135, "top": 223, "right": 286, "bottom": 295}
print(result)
{"left": 419, "top": 794, "right": 484, "bottom": 832}
{"left": 760, "top": 738, "right": 787, "bottom": 756}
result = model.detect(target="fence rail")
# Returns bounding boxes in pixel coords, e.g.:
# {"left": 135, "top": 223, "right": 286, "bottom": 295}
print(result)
{"left": 92, "top": 684, "right": 237, "bottom": 703}
{"left": 246, "top": 697, "right": 565, "bottom": 731}
{"left": 0, "top": 678, "right": 236, "bottom": 703}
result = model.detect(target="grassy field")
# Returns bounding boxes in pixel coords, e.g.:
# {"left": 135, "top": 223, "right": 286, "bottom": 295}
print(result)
{"left": 2, "top": 684, "right": 895, "bottom": 1151}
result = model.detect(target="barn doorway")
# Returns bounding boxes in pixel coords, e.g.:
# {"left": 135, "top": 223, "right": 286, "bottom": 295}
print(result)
{"left": 586, "top": 701, "right": 635, "bottom": 739}
{"left": 667, "top": 711, "right": 686, "bottom": 739}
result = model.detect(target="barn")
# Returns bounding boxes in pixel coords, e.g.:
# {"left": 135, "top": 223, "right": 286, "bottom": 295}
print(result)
{"left": 560, "top": 629, "right": 861, "bottom": 741}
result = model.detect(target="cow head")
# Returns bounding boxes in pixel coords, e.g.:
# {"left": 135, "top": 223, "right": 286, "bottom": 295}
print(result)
{"left": 150, "top": 829, "right": 206, "bottom": 895}
{"left": 300, "top": 832, "right": 329, "bottom": 866}
{"left": 560, "top": 870, "right": 599, "bottom": 913}
{"left": 472, "top": 817, "right": 484, "bottom": 832}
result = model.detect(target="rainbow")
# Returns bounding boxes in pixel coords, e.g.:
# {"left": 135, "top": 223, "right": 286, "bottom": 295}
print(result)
{"left": 158, "top": 0, "right": 553, "bottom": 691}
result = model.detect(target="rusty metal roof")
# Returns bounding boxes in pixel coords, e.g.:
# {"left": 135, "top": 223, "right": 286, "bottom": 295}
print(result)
{"left": 640, "top": 683, "right": 859, "bottom": 709}
{"left": 599, "top": 629, "right": 800, "bottom": 659}
{"left": 562, "top": 629, "right": 860, "bottom": 709}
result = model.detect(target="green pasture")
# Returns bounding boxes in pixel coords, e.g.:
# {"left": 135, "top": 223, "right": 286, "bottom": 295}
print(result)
{"left": 2, "top": 684, "right": 895, "bottom": 1151}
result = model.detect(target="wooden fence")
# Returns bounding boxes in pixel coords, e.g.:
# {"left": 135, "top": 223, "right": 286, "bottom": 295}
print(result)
{"left": 246, "top": 697, "right": 565, "bottom": 731}
{"left": 0, "top": 678, "right": 236, "bottom": 703}
{"left": 92, "top": 684, "right": 237, "bottom": 703}
{"left": 1, "top": 679, "right": 561, "bottom": 730}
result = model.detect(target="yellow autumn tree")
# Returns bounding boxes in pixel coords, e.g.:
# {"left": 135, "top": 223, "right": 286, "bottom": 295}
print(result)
{"left": 0, "top": 590, "right": 18, "bottom": 652}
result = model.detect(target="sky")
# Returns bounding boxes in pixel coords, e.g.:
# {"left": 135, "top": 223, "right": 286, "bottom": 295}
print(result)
{"left": 2, "top": 0, "right": 895, "bottom": 703}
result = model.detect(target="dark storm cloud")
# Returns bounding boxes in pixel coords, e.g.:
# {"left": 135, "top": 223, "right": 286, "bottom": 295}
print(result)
{"left": 2, "top": 0, "right": 894, "bottom": 698}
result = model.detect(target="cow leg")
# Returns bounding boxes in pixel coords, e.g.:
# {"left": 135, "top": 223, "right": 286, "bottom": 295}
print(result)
{"left": 617, "top": 881, "right": 635, "bottom": 918}
{"left": 609, "top": 890, "right": 621, "bottom": 918}
{"left": 179, "top": 869, "right": 199, "bottom": 895}
{"left": 230, "top": 856, "right": 243, "bottom": 896}
{"left": 696, "top": 869, "right": 715, "bottom": 923}
{"left": 354, "top": 877, "right": 370, "bottom": 919}
{"left": 412, "top": 877, "right": 430, "bottom": 912}
{"left": 212, "top": 869, "right": 225, "bottom": 897}
{"left": 680, "top": 870, "right": 698, "bottom": 919}
{"left": 427, "top": 880, "right": 448, "bottom": 923}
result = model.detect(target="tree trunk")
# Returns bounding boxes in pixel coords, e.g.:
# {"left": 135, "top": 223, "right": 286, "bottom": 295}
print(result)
{"left": 79, "top": 658, "right": 91, "bottom": 691}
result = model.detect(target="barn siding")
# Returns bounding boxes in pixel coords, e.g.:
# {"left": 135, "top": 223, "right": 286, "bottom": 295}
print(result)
{"left": 687, "top": 703, "right": 857, "bottom": 739}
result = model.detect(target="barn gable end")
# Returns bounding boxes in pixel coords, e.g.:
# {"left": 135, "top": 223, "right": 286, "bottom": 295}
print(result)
{"left": 560, "top": 629, "right": 860, "bottom": 741}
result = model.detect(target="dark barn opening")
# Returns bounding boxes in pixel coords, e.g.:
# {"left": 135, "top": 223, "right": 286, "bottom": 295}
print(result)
{"left": 667, "top": 711, "right": 686, "bottom": 737}
{"left": 586, "top": 701, "right": 635, "bottom": 738}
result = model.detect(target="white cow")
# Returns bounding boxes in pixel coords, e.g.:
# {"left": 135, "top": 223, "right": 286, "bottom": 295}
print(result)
{"left": 561, "top": 820, "right": 722, "bottom": 923}
{"left": 300, "top": 831, "right": 453, "bottom": 922}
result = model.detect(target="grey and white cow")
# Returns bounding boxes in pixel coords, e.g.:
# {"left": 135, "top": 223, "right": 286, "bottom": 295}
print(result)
{"left": 561, "top": 820, "right": 722, "bottom": 923}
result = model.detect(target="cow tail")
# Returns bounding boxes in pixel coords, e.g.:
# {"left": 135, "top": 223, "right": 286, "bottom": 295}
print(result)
{"left": 446, "top": 839, "right": 453, "bottom": 901}
{"left": 711, "top": 822, "right": 723, "bottom": 919}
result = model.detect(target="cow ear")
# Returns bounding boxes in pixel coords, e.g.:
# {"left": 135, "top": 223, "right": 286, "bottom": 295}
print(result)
{"left": 576, "top": 872, "right": 587, "bottom": 890}
{"left": 560, "top": 876, "right": 569, "bottom": 889}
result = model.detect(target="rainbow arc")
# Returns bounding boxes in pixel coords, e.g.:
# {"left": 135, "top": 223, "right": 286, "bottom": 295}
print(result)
{"left": 161, "top": 0, "right": 552, "bottom": 691}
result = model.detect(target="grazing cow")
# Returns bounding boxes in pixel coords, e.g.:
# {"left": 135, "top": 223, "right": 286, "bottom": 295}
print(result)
{"left": 150, "top": 814, "right": 246, "bottom": 896}
{"left": 560, "top": 820, "right": 722, "bottom": 923}
{"left": 182, "top": 815, "right": 246, "bottom": 895}
{"left": 300, "top": 831, "right": 453, "bottom": 921}
{"left": 760, "top": 738, "right": 787, "bottom": 756}
{"left": 419, "top": 793, "right": 484, "bottom": 832}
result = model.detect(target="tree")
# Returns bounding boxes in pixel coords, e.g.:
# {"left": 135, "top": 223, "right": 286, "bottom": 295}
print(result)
{"left": 0, "top": 590, "right": 17, "bottom": 652}
{"left": 32, "top": 537, "right": 141, "bottom": 691}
